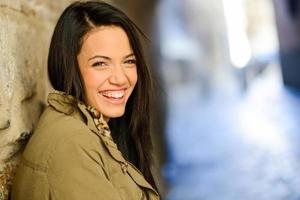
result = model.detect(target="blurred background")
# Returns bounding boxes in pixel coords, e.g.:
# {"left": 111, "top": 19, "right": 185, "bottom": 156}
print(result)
{"left": 1, "top": 0, "right": 300, "bottom": 199}
{"left": 142, "top": 0, "right": 300, "bottom": 199}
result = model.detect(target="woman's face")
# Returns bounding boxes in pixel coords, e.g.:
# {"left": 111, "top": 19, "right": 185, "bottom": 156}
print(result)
{"left": 77, "top": 25, "right": 138, "bottom": 119}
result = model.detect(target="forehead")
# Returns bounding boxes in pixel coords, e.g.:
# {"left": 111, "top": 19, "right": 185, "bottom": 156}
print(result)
{"left": 80, "top": 25, "right": 132, "bottom": 53}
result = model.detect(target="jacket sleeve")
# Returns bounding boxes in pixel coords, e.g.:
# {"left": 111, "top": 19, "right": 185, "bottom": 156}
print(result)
{"left": 47, "top": 130, "right": 122, "bottom": 200}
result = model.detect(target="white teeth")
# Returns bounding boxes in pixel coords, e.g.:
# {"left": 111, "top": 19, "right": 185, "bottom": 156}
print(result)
{"left": 101, "top": 91, "right": 124, "bottom": 98}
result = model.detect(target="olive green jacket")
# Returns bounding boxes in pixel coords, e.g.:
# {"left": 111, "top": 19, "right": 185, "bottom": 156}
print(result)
{"left": 11, "top": 92, "right": 160, "bottom": 200}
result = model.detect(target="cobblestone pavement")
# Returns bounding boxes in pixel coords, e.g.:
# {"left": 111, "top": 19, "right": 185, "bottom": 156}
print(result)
{"left": 163, "top": 66, "right": 300, "bottom": 200}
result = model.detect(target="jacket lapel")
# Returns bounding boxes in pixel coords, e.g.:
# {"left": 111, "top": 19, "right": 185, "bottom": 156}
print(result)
{"left": 127, "top": 163, "right": 159, "bottom": 197}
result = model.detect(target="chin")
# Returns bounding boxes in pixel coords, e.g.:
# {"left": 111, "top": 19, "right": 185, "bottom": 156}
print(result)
{"left": 102, "top": 109, "right": 125, "bottom": 119}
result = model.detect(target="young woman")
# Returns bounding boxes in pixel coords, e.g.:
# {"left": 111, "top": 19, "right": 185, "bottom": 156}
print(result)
{"left": 11, "top": 1, "right": 160, "bottom": 200}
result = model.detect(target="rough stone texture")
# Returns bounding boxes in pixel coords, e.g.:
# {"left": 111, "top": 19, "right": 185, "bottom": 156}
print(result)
{"left": 0, "top": 1, "right": 76, "bottom": 199}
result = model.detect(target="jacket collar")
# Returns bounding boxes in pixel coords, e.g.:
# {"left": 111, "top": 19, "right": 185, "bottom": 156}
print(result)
{"left": 47, "top": 91, "right": 98, "bottom": 133}
{"left": 47, "top": 91, "right": 76, "bottom": 115}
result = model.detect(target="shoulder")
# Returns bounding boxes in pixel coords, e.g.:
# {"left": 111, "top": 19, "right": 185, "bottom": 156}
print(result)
{"left": 21, "top": 106, "right": 106, "bottom": 170}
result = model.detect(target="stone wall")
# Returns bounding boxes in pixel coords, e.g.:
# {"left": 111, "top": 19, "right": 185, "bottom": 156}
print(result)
{"left": 0, "top": 1, "right": 76, "bottom": 199}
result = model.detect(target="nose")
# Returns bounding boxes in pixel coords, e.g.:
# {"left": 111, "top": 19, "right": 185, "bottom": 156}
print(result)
{"left": 108, "top": 64, "right": 127, "bottom": 85}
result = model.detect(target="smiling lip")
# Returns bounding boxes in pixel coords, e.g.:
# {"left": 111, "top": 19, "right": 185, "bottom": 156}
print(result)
{"left": 99, "top": 89, "right": 126, "bottom": 104}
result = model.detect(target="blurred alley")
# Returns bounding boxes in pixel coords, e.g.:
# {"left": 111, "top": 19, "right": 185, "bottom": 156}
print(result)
{"left": 153, "top": 0, "right": 300, "bottom": 199}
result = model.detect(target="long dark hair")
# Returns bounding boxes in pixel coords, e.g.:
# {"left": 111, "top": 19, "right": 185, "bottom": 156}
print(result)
{"left": 48, "top": 1, "right": 156, "bottom": 189}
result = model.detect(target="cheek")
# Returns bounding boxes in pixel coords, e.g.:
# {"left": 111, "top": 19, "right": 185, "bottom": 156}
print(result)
{"left": 130, "top": 69, "right": 138, "bottom": 86}
{"left": 83, "top": 72, "right": 98, "bottom": 87}
{"left": 82, "top": 70, "right": 106, "bottom": 89}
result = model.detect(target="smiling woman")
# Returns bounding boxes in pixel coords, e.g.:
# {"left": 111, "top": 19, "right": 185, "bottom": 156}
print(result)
{"left": 11, "top": 1, "right": 159, "bottom": 200}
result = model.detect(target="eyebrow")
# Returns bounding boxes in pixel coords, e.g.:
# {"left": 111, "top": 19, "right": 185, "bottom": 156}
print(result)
{"left": 124, "top": 53, "right": 135, "bottom": 59}
{"left": 88, "top": 53, "right": 135, "bottom": 61}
